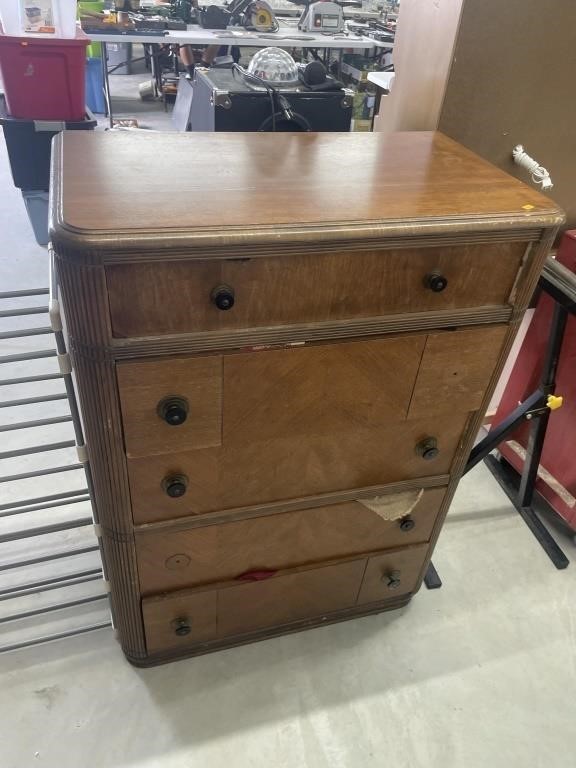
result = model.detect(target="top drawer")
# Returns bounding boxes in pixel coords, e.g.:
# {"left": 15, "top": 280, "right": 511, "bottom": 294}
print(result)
{"left": 106, "top": 243, "right": 526, "bottom": 338}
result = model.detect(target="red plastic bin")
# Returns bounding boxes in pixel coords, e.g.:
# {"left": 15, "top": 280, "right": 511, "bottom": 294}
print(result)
{"left": 0, "top": 31, "right": 89, "bottom": 121}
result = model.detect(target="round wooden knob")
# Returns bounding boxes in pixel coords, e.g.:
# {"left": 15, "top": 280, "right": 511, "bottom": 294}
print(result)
{"left": 172, "top": 617, "right": 191, "bottom": 636}
{"left": 425, "top": 271, "right": 448, "bottom": 293}
{"left": 211, "top": 284, "right": 235, "bottom": 311}
{"left": 157, "top": 396, "right": 188, "bottom": 426}
{"left": 383, "top": 570, "right": 401, "bottom": 590}
{"left": 162, "top": 474, "right": 188, "bottom": 498}
{"left": 399, "top": 516, "right": 415, "bottom": 532}
{"left": 416, "top": 437, "right": 439, "bottom": 460}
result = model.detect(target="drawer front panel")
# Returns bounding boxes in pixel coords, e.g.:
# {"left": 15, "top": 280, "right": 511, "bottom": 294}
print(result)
{"left": 136, "top": 487, "right": 446, "bottom": 594}
{"left": 142, "top": 545, "right": 430, "bottom": 654}
{"left": 142, "top": 589, "right": 217, "bottom": 655}
{"left": 128, "top": 414, "right": 468, "bottom": 523}
{"left": 142, "top": 558, "right": 366, "bottom": 653}
{"left": 118, "top": 356, "right": 223, "bottom": 458}
{"left": 117, "top": 326, "right": 506, "bottom": 459}
{"left": 407, "top": 325, "right": 507, "bottom": 419}
{"left": 118, "top": 335, "right": 426, "bottom": 458}
{"left": 107, "top": 243, "right": 526, "bottom": 338}
{"left": 217, "top": 559, "right": 366, "bottom": 637}
{"left": 222, "top": 335, "right": 424, "bottom": 443}
{"left": 358, "top": 545, "right": 429, "bottom": 603}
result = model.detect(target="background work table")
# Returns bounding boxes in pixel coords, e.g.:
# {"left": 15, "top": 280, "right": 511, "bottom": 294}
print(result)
{"left": 87, "top": 22, "right": 392, "bottom": 49}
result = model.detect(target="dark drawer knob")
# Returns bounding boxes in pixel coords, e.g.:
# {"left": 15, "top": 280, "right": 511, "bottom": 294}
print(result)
{"left": 162, "top": 474, "right": 188, "bottom": 498}
{"left": 211, "top": 284, "right": 235, "bottom": 311}
{"left": 172, "top": 617, "right": 191, "bottom": 636}
{"left": 157, "top": 396, "right": 188, "bottom": 426}
{"left": 416, "top": 437, "right": 439, "bottom": 460}
{"left": 383, "top": 570, "right": 401, "bottom": 590}
{"left": 425, "top": 271, "right": 448, "bottom": 293}
{"left": 399, "top": 516, "right": 415, "bottom": 532}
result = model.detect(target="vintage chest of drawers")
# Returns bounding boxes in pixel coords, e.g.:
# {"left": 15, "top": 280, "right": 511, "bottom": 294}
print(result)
{"left": 50, "top": 130, "right": 562, "bottom": 665}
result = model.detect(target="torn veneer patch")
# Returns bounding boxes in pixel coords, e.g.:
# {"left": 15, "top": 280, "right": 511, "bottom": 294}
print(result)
{"left": 357, "top": 488, "right": 424, "bottom": 521}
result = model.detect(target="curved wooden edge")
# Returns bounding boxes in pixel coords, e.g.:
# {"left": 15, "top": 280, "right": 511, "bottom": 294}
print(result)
{"left": 124, "top": 593, "right": 414, "bottom": 667}
{"left": 50, "top": 219, "right": 561, "bottom": 264}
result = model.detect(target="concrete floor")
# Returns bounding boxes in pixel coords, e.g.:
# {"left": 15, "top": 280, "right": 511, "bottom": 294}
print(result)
{"left": 1, "top": 92, "right": 576, "bottom": 768}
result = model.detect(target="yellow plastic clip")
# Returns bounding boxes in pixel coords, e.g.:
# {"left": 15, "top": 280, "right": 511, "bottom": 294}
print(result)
{"left": 547, "top": 394, "right": 563, "bottom": 411}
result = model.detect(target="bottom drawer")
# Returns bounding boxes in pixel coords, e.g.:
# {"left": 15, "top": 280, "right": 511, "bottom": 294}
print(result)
{"left": 142, "top": 544, "right": 428, "bottom": 655}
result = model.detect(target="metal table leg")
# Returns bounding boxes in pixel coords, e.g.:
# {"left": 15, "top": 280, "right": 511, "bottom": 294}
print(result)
{"left": 101, "top": 41, "right": 113, "bottom": 128}
{"left": 147, "top": 43, "right": 164, "bottom": 99}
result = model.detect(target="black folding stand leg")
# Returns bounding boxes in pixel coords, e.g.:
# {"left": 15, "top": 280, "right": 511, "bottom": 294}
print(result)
{"left": 506, "top": 303, "right": 569, "bottom": 568}
{"left": 468, "top": 300, "right": 570, "bottom": 570}
{"left": 424, "top": 561, "right": 442, "bottom": 589}
{"left": 425, "top": 273, "right": 571, "bottom": 585}
{"left": 515, "top": 504, "right": 569, "bottom": 569}
{"left": 484, "top": 455, "right": 569, "bottom": 569}
{"left": 519, "top": 302, "right": 568, "bottom": 508}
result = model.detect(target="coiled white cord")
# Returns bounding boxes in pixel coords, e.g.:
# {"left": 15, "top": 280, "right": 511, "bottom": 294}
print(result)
{"left": 512, "top": 145, "right": 553, "bottom": 190}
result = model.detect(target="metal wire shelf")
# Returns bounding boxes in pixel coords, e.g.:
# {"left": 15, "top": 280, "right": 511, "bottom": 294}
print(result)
{"left": 0, "top": 271, "right": 112, "bottom": 653}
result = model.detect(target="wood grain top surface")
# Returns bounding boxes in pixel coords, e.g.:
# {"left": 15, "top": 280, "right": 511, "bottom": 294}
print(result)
{"left": 50, "top": 131, "right": 562, "bottom": 251}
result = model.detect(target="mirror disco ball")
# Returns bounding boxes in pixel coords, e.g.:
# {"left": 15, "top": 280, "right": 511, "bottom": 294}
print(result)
{"left": 247, "top": 47, "right": 299, "bottom": 86}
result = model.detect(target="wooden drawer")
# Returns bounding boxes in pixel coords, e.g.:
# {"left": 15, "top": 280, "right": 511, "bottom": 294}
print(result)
{"left": 118, "top": 326, "right": 507, "bottom": 459}
{"left": 217, "top": 558, "right": 367, "bottom": 637}
{"left": 136, "top": 487, "right": 446, "bottom": 595}
{"left": 141, "top": 589, "right": 218, "bottom": 655}
{"left": 143, "top": 558, "right": 366, "bottom": 654}
{"left": 142, "top": 545, "right": 429, "bottom": 655}
{"left": 128, "top": 413, "right": 467, "bottom": 523}
{"left": 118, "top": 356, "right": 223, "bottom": 458}
{"left": 106, "top": 243, "right": 526, "bottom": 338}
{"left": 358, "top": 546, "right": 430, "bottom": 603}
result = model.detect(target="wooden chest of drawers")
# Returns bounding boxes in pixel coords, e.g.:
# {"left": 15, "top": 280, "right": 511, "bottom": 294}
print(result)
{"left": 50, "top": 130, "right": 561, "bottom": 665}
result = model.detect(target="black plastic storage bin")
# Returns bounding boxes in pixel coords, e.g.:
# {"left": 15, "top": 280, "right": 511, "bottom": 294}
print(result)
{"left": 21, "top": 190, "right": 49, "bottom": 246}
{"left": 0, "top": 96, "right": 97, "bottom": 191}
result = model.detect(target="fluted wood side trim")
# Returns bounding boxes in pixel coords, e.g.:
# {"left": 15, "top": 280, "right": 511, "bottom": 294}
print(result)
{"left": 100, "top": 534, "right": 146, "bottom": 659}
{"left": 514, "top": 228, "right": 559, "bottom": 312}
{"left": 57, "top": 256, "right": 146, "bottom": 657}
{"left": 98, "top": 528, "right": 134, "bottom": 543}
